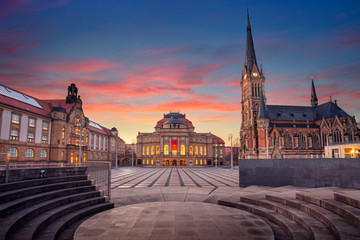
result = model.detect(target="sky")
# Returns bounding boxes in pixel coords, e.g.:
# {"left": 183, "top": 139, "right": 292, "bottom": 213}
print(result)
{"left": 1, "top": 0, "right": 360, "bottom": 145}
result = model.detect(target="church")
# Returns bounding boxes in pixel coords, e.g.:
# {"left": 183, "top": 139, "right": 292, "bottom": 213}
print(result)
{"left": 240, "top": 9, "right": 360, "bottom": 159}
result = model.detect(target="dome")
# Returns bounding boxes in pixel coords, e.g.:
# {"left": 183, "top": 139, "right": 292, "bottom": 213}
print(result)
{"left": 51, "top": 105, "right": 66, "bottom": 113}
{"left": 163, "top": 118, "right": 186, "bottom": 125}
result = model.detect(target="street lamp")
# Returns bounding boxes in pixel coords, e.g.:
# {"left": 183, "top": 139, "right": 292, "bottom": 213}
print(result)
{"left": 78, "top": 117, "right": 84, "bottom": 166}
{"left": 115, "top": 135, "right": 118, "bottom": 170}
{"left": 215, "top": 143, "right": 218, "bottom": 168}
{"left": 132, "top": 140, "right": 135, "bottom": 167}
{"left": 228, "top": 134, "right": 233, "bottom": 170}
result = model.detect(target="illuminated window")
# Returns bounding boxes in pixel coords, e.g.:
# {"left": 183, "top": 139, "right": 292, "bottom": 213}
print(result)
{"left": 147, "top": 146, "right": 150, "bottom": 155}
{"left": 143, "top": 160, "right": 145, "bottom": 164}
{"left": 200, "top": 159, "right": 203, "bottom": 165}
{"left": 8, "top": 148, "right": 18, "bottom": 157}
{"left": 189, "top": 146, "right": 193, "bottom": 155}
{"left": 147, "top": 159, "right": 149, "bottom": 164}
{"left": 12, "top": 114, "right": 20, "bottom": 124}
{"left": 151, "top": 146, "right": 154, "bottom": 155}
{"left": 61, "top": 151, "right": 64, "bottom": 160}
{"left": 10, "top": 130, "right": 19, "bottom": 140}
{"left": 156, "top": 146, "right": 160, "bottom": 155}
{"left": 143, "top": 146, "right": 145, "bottom": 155}
{"left": 62, "top": 127, "right": 66, "bottom": 139}
{"left": 151, "top": 159, "right": 154, "bottom": 165}
{"left": 71, "top": 152, "right": 74, "bottom": 163}
{"left": 42, "top": 135, "right": 48, "bottom": 144}
{"left": 164, "top": 145, "right": 169, "bottom": 155}
{"left": 29, "top": 118, "right": 35, "bottom": 127}
{"left": 40, "top": 150, "right": 47, "bottom": 158}
{"left": 181, "top": 145, "right": 185, "bottom": 155}
{"left": 204, "top": 146, "right": 206, "bottom": 156}
{"left": 83, "top": 153, "right": 86, "bottom": 162}
{"left": 42, "top": 121, "right": 48, "bottom": 130}
{"left": 195, "top": 146, "right": 198, "bottom": 155}
{"left": 196, "top": 159, "right": 198, "bottom": 165}
{"left": 25, "top": 149, "right": 34, "bottom": 157}
{"left": 200, "top": 146, "right": 203, "bottom": 155}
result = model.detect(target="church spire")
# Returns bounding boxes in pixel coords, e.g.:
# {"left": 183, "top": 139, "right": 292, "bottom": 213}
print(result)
{"left": 258, "top": 90, "right": 269, "bottom": 119}
{"left": 245, "top": 8, "right": 258, "bottom": 73}
{"left": 311, "top": 79, "right": 318, "bottom": 107}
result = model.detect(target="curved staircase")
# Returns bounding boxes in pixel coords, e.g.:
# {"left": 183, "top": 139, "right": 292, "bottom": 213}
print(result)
{"left": 0, "top": 169, "right": 113, "bottom": 240}
{"left": 218, "top": 186, "right": 360, "bottom": 240}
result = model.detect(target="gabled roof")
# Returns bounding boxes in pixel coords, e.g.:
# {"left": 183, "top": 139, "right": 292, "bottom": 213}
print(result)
{"left": 315, "top": 101, "right": 349, "bottom": 120}
{"left": 42, "top": 99, "right": 75, "bottom": 115}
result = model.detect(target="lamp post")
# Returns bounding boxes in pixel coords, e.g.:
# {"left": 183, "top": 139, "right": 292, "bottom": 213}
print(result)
{"left": 265, "top": 124, "right": 269, "bottom": 159}
{"left": 132, "top": 140, "right": 135, "bottom": 167}
{"left": 228, "top": 134, "right": 233, "bottom": 170}
{"left": 115, "top": 136, "right": 118, "bottom": 170}
{"left": 215, "top": 143, "right": 218, "bottom": 168}
{"left": 79, "top": 118, "right": 83, "bottom": 166}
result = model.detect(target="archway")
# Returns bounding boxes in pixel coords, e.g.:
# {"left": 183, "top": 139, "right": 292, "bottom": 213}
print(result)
{"left": 163, "top": 159, "right": 169, "bottom": 166}
{"left": 180, "top": 159, "right": 186, "bottom": 166}
{"left": 171, "top": 159, "right": 178, "bottom": 166}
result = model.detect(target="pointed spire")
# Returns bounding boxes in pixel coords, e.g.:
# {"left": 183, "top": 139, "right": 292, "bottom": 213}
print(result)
{"left": 258, "top": 89, "right": 269, "bottom": 119}
{"left": 311, "top": 78, "right": 318, "bottom": 107}
{"left": 245, "top": 8, "right": 258, "bottom": 73}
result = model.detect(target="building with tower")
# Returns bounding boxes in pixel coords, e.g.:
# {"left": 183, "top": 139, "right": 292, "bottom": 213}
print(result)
{"left": 136, "top": 112, "right": 225, "bottom": 166}
{"left": 240, "top": 9, "right": 360, "bottom": 159}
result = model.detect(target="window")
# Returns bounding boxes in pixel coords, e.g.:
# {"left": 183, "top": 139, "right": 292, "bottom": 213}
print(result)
{"left": 61, "top": 151, "right": 64, "bottom": 160}
{"left": 181, "top": 145, "right": 185, "bottom": 155}
{"left": 284, "top": 132, "right": 293, "bottom": 148}
{"left": 62, "top": 127, "right": 66, "bottom": 139}
{"left": 40, "top": 150, "right": 47, "bottom": 157}
{"left": 164, "top": 145, "right": 169, "bottom": 155}
{"left": 151, "top": 146, "right": 154, "bottom": 155}
{"left": 12, "top": 113, "right": 20, "bottom": 124}
{"left": 42, "top": 135, "right": 48, "bottom": 143}
{"left": 25, "top": 149, "right": 34, "bottom": 157}
{"left": 321, "top": 131, "right": 328, "bottom": 147}
{"left": 29, "top": 118, "right": 35, "bottom": 127}
{"left": 253, "top": 103, "right": 259, "bottom": 120}
{"left": 71, "top": 152, "right": 74, "bottom": 163}
{"left": 10, "top": 130, "right": 19, "bottom": 140}
{"left": 143, "top": 146, "right": 145, "bottom": 155}
{"left": 195, "top": 146, "right": 198, "bottom": 155}
{"left": 312, "top": 133, "right": 320, "bottom": 149}
{"left": 200, "top": 146, "right": 203, "bottom": 155}
{"left": 8, "top": 148, "right": 18, "bottom": 157}
{"left": 204, "top": 146, "right": 206, "bottom": 156}
{"left": 189, "top": 146, "right": 193, "bottom": 155}
{"left": 156, "top": 146, "right": 160, "bottom": 155}
{"left": 42, "top": 121, "right": 48, "bottom": 130}
{"left": 27, "top": 132, "right": 35, "bottom": 142}
{"left": 146, "top": 146, "right": 149, "bottom": 155}
{"left": 333, "top": 129, "right": 342, "bottom": 143}
{"left": 298, "top": 133, "right": 306, "bottom": 149}
{"left": 272, "top": 132, "right": 278, "bottom": 147}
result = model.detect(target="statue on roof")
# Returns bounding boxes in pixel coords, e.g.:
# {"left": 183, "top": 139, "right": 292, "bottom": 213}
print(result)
{"left": 66, "top": 83, "right": 78, "bottom": 104}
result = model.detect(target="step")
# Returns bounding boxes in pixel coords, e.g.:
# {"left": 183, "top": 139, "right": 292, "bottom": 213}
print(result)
{"left": 36, "top": 202, "right": 114, "bottom": 240}
{"left": 218, "top": 199, "right": 311, "bottom": 240}
{"left": 0, "top": 180, "right": 92, "bottom": 204}
{"left": 266, "top": 194, "right": 360, "bottom": 239}
{"left": 296, "top": 193, "right": 360, "bottom": 229}
{"left": 0, "top": 191, "right": 101, "bottom": 239}
{"left": 8, "top": 197, "right": 105, "bottom": 240}
{"left": 0, "top": 175, "right": 88, "bottom": 193}
{"left": 0, "top": 185, "right": 96, "bottom": 218}
{"left": 334, "top": 192, "right": 360, "bottom": 209}
{"left": 240, "top": 196, "right": 335, "bottom": 240}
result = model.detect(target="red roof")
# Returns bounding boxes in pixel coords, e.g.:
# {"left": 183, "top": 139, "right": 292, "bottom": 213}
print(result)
{"left": 42, "top": 99, "right": 75, "bottom": 114}
{"left": 211, "top": 134, "right": 225, "bottom": 144}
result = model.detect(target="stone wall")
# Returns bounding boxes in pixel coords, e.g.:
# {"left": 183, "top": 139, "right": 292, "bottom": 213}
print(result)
{"left": 239, "top": 158, "right": 360, "bottom": 189}
{"left": 0, "top": 167, "right": 87, "bottom": 183}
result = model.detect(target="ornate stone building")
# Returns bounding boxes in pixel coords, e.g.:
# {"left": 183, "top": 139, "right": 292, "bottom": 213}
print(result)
{"left": 240, "top": 9, "right": 360, "bottom": 159}
{"left": 136, "top": 112, "right": 225, "bottom": 166}
{"left": 0, "top": 83, "right": 123, "bottom": 165}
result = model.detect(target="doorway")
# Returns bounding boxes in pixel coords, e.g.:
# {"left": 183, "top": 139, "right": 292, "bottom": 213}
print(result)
{"left": 171, "top": 159, "right": 178, "bottom": 166}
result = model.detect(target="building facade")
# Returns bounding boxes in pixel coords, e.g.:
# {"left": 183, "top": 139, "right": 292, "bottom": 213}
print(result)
{"left": 136, "top": 112, "right": 225, "bottom": 166}
{"left": 240, "top": 9, "right": 360, "bottom": 159}
{"left": 0, "top": 83, "right": 123, "bottom": 166}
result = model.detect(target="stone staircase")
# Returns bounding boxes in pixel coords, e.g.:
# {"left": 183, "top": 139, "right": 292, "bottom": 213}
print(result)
{"left": 218, "top": 186, "right": 360, "bottom": 240}
{"left": 0, "top": 168, "right": 114, "bottom": 240}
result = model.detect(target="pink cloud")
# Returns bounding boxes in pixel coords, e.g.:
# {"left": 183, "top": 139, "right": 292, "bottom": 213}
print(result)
{"left": 38, "top": 59, "right": 120, "bottom": 73}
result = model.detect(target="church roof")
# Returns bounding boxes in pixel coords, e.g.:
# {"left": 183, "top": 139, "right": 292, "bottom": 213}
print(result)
{"left": 258, "top": 90, "right": 269, "bottom": 119}
{"left": 315, "top": 101, "right": 349, "bottom": 119}
{"left": 164, "top": 118, "right": 187, "bottom": 125}
{"left": 245, "top": 8, "right": 258, "bottom": 73}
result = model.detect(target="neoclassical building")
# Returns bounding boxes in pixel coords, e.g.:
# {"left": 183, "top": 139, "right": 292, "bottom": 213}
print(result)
{"left": 240, "top": 9, "right": 360, "bottom": 159}
{"left": 136, "top": 112, "right": 225, "bottom": 166}
{"left": 0, "top": 83, "right": 123, "bottom": 165}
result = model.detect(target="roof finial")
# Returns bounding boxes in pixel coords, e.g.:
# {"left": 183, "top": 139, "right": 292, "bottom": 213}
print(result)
{"left": 311, "top": 78, "right": 318, "bottom": 107}
{"left": 247, "top": 4, "right": 251, "bottom": 29}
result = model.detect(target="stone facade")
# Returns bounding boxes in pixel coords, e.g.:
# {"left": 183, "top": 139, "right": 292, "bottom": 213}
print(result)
{"left": 136, "top": 112, "right": 225, "bottom": 166}
{"left": 0, "top": 83, "right": 124, "bottom": 165}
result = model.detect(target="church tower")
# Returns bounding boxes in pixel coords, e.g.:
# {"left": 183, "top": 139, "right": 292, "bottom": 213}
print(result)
{"left": 240, "top": 8, "right": 265, "bottom": 158}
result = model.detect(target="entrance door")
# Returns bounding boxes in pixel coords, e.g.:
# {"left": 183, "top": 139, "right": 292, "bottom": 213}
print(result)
{"left": 180, "top": 159, "right": 186, "bottom": 166}
{"left": 171, "top": 159, "right": 178, "bottom": 166}
{"left": 163, "top": 159, "right": 169, "bottom": 166}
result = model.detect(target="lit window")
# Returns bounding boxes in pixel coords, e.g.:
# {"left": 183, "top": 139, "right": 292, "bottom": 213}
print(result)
{"left": 8, "top": 147, "right": 18, "bottom": 157}
{"left": 25, "top": 149, "right": 34, "bottom": 157}
{"left": 10, "top": 130, "right": 19, "bottom": 140}
{"left": 143, "top": 146, "right": 145, "bottom": 155}
{"left": 27, "top": 132, "right": 35, "bottom": 142}
{"left": 164, "top": 145, "right": 169, "bottom": 155}
{"left": 29, "top": 118, "right": 35, "bottom": 127}
{"left": 196, "top": 159, "right": 198, "bottom": 165}
{"left": 42, "top": 135, "right": 48, "bottom": 143}
{"left": 195, "top": 146, "right": 198, "bottom": 155}
{"left": 151, "top": 146, "right": 154, "bottom": 155}
{"left": 200, "top": 146, "right": 203, "bottom": 155}
{"left": 156, "top": 146, "right": 160, "bottom": 155}
{"left": 204, "top": 146, "right": 206, "bottom": 156}
{"left": 62, "top": 128, "right": 66, "bottom": 139}
{"left": 147, "top": 159, "right": 149, "bottom": 164}
{"left": 200, "top": 159, "right": 203, "bottom": 165}
{"left": 61, "top": 151, "right": 64, "bottom": 160}
{"left": 71, "top": 152, "right": 74, "bottom": 163}
{"left": 12, "top": 114, "right": 20, "bottom": 124}
{"left": 151, "top": 159, "right": 154, "bottom": 165}
{"left": 40, "top": 150, "right": 47, "bottom": 157}
{"left": 42, "top": 121, "right": 48, "bottom": 130}
{"left": 181, "top": 145, "right": 185, "bottom": 155}
{"left": 146, "top": 146, "right": 149, "bottom": 155}
{"left": 189, "top": 146, "right": 193, "bottom": 156}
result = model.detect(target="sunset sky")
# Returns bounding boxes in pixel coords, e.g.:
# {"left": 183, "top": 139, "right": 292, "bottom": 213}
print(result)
{"left": 1, "top": 0, "right": 360, "bottom": 145}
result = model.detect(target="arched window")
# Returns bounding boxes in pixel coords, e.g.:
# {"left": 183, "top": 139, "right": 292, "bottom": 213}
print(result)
{"left": 204, "top": 146, "right": 207, "bottom": 156}
{"left": 62, "top": 127, "right": 66, "bottom": 139}
{"left": 8, "top": 147, "right": 18, "bottom": 157}
{"left": 333, "top": 129, "right": 342, "bottom": 143}
{"left": 272, "top": 132, "right": 278, "bottom": 147}
{"left": 253, "top": 103, "right": 259, "bottom": 121}
{"left": 164, "top": 145, "right": 169, "bottom": 155}
{"left": 346, "top": 128, "right": 353, "bottom": 142}
{"left": 40, "top": 150, "right": 47, "bottom": 158}
{"left": 181, "top": 145, "right": 185, "bottom": 155}
{"left": 321, "top": 131, "right": 328, "bottom": 147}
{"left": 156, "top": 146, "right": 160, "bottom": 155}
{"left": 146, "top": 146, "right": 149, "bottom": 155}
{"left": 142, "top": 146, "right": 145, "bottom": 155}
{"left": 189, "top": 146, "right": 193, "bottom": 155}
{"left": 200, "top": 146, "right": 203, "bottom": 155}
{"left": 25, "top": 149, "right": 34, "bottom": 157}
{"left": 151, "top": 146, "right": 154, "bottom": 155}
{"left": 298, "top": 133, "right": 306, "bottom": 149}
{"left": 195, "top": 146, "right": 199, "bottom": 155}
{"left": 283, "top": 132, "right": 293, "bottom": 148}
{"left": 312, "top": 133, "right": 320, "bottom": 149}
